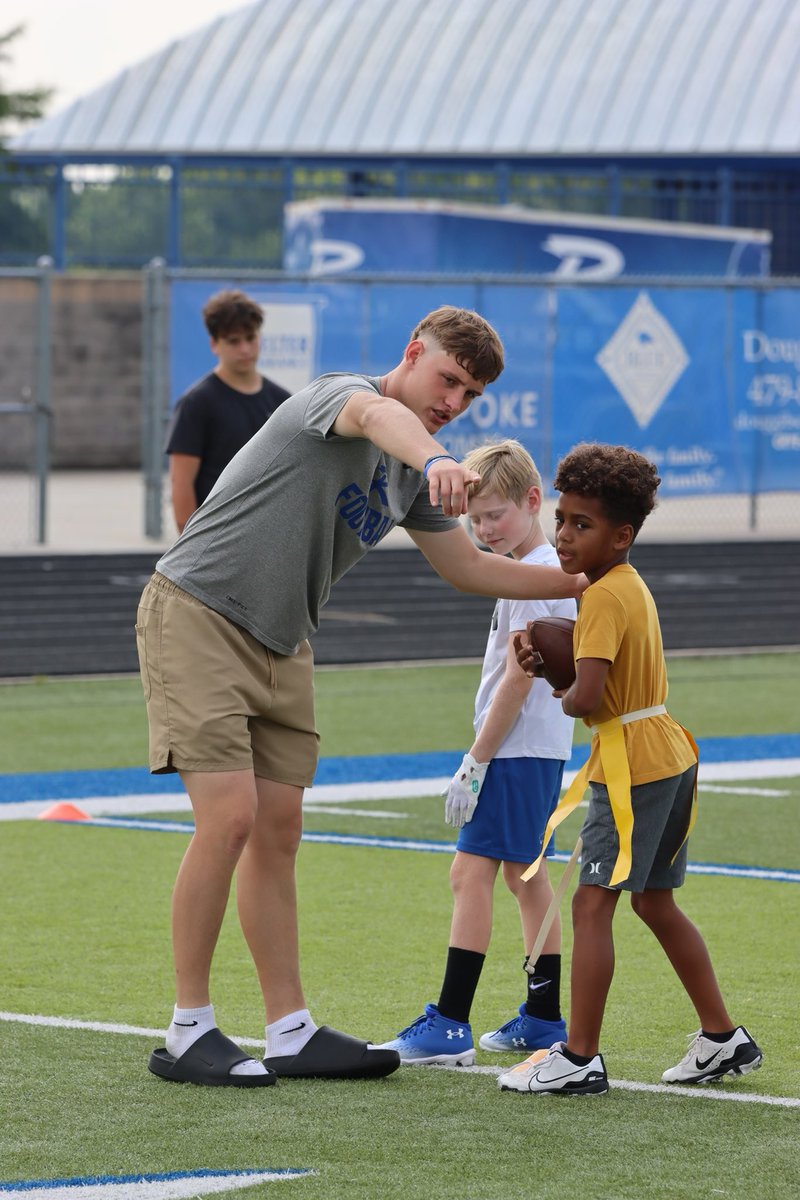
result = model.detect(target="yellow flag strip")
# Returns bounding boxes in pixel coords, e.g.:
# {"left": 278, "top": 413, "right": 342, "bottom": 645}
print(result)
{"left": 521, "top": 716, "right": 699, "bottom": 888}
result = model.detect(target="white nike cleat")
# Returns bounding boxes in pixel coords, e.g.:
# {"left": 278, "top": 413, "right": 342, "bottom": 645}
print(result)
{"left": 661, "top": 1026, "right": 763, "bottom": 1084}
{"left": 498, "top": 1042, "right": 608, "bottom": 1095}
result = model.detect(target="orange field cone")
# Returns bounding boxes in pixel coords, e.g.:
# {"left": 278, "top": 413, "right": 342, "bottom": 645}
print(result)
{"left": 38, "top": 802, "right": 91, "bottom": 822}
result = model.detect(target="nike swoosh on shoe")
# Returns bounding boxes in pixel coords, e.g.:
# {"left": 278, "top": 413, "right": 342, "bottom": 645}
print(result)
{"left": 694, "top": 1052, "right": 725, "bottom": 1070}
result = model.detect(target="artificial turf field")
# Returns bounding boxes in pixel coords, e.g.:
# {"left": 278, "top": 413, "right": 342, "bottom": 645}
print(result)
{"left": 1, "top": 654, "right": 798, "bottom": 1200}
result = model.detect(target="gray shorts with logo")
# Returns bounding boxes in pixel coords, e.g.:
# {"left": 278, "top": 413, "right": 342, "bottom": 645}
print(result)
{"left": 578, "top": 764, "right": 696, "bottom": 892}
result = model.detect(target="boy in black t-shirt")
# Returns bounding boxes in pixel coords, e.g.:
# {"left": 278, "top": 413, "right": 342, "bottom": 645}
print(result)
{"left": 166, "top": 289, "right": 289, "bottom": 532}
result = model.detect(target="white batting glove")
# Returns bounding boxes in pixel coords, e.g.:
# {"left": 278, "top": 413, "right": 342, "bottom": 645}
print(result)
{"left": 444, "top": 753, "right": 490, "bottom": 828}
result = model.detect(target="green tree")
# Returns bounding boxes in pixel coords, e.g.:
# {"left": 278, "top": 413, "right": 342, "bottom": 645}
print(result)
{"left": 0, "top": 26, "right": 52, "bottom": 261}
{"left": 0, "top": 26, "right": 51, "bottom": 140}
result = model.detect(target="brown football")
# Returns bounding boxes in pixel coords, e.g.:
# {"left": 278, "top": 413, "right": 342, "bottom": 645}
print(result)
{"left": 530, "top": 617, "right": 576, "bottom": 691}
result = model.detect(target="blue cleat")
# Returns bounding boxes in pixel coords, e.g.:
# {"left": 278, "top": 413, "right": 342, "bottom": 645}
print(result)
{"left": 378, "top": 1003, "right": 476, "bottom": 1066}
{"left": 479, "top": 1005, "right": 567, "bottom": 1053}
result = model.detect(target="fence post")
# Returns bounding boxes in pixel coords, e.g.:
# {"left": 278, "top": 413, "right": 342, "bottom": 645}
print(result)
{"left": 142, "top": 258, "right": 168, "bottom": 538}
{"left": 34, "top": 256, "right": 53, "bottom": 545}
{"left": 542, "top": 284, "right": 557, "bottom": 485}
{"left": 749, "top": 284, "right": 766, "bottom": 531}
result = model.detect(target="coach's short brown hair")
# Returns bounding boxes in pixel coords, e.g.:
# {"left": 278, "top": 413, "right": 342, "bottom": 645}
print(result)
{"left": 411, "top": 306, "right": 504, "bottom": 384}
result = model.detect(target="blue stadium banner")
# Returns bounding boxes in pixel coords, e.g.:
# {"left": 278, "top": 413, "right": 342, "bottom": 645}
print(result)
{"left": 731, "top": 287, "right": 800, "bottom": 492}
{"left": 550, "top": 287, "right": 740, "bottom": 492}
{"left": 170, "top": 279, "right": 799, "bottom": 497}
{"left": 283, "top": 200, "right": 770, "bottom": 280}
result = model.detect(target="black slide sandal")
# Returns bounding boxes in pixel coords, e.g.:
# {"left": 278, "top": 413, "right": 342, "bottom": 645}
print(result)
{"left": 263, "top": 1026, "right": 400, "bottom": 1079}
{"left": 148, "top": 1027, "right": 277, "bottom": 1087}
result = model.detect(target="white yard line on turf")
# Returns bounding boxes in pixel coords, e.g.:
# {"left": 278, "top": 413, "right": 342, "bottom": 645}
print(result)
{"left": 697, "top": 784, "right": 789, "bottom": 796}
{"left": 0, "top": 1174, "right": 314, "bottom": 1199}
{"left": 3, "top": 758, "right": 798, "bottom": 823}
{"left": 26, "top": 816, "right": 800, "bottom": 883}
{"left": 0, "top": 783, "right": 434, "bottom": 822}
{"left": 0, "top": 1010, "right": 795, "bottom": 1109}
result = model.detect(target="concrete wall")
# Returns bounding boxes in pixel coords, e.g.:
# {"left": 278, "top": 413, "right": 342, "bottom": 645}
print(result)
{"left": 0, "top": 275, "right": 142, "bottom": 469}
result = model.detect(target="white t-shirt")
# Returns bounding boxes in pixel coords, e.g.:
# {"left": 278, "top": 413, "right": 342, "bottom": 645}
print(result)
{"left": 473, "top": 542, "right": 576, "bottom": 761}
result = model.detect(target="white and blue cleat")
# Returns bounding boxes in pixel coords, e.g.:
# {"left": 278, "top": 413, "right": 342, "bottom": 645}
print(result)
{"left": 479, "top": 1004, "right": 567, "bottom": 1053}
{"left": 378, "top": 1003, "right": 476, "bottom": 1066}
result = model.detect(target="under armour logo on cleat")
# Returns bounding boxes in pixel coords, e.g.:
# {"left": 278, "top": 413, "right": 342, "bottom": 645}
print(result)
{"left": 446, "top": 1028, "right": 466, "bottom": 1040}
{"left": 512, "top": 1037, "right": 527, "bottom": 1047}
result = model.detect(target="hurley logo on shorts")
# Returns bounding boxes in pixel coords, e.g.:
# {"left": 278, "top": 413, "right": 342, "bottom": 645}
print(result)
{"left": 335, "top": 464, "right": 393, "bottom": 546}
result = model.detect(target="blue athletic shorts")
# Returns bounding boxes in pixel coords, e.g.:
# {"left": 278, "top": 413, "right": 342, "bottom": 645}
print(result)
{"left": 456, "top": 757, "right": 565, "bottom": 864}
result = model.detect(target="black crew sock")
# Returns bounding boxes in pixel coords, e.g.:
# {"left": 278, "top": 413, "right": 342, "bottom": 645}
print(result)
{"left": 701, "top": 1028, "right": 735, "bottom": 1042}
{"left": 437, "top": 947, "right": 485, "bottom": 1024}
{"left": 524, "top": 953, "right": 562, "bottom": 1022}
{"left": 560, "top": 1046, "right": 594, "bottom": 1066}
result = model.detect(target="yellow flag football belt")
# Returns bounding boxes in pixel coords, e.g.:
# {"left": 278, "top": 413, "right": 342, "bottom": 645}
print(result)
{"left": 521, "top": 705, "right": 699, "bottom": 888}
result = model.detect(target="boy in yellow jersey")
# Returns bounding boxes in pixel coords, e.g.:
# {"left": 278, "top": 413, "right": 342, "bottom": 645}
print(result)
{"left": 502, "top": 443, "right": 762, "bottom": 1095}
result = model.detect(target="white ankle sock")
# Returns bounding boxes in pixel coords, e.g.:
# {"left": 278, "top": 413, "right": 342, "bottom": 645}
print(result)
{"left": 231, "top": 1059, "right": 269, "bottom": 1077}
{"left": 266, "top": 1009, "right": 317, "bottom": 1058}
{"left": 166, "top": 1004, "right": 216, "bottom": 1058}
{"left": 166, "top": 1004, "right": 267, "bottom": 1076}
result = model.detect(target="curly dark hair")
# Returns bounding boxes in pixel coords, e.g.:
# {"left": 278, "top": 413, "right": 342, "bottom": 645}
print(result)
{"left": 202, "top": 289, "right": 264, "bottom": 339}
{"left": 553, "top": 443, "right": 661, "bottom": 536}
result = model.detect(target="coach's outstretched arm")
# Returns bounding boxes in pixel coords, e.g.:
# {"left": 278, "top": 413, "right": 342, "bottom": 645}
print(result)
{"left": 409, "top": 525, "right": 587, "bottom": 600}
{"left": 332, "top": 390, "right": 481, "bottom": 518}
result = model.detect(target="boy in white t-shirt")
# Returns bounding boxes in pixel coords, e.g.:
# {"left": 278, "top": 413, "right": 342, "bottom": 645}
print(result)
{"left": 379, "top": 440, "right": 576, "bottom": 1064}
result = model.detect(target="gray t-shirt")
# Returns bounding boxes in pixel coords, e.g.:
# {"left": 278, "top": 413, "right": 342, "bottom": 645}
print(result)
{"left": 156, "top": 372, "right": 458, "bottom": 654}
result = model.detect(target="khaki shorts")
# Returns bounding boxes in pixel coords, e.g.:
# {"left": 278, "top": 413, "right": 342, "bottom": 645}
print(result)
{"left": 135, "top": 572, "right": 319, "bottom": 785}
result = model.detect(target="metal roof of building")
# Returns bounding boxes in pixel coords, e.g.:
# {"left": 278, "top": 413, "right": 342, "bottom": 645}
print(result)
{"left": 12, "top": 0, "right": 800, "bottom": 157}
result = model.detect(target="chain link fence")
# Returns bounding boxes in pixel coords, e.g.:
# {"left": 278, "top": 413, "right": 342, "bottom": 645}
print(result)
{"left": 0, "top": 264, "right": 798, "bottom": 550}
{"left": 0, "top": 262, "right": 52, "bottom": 547}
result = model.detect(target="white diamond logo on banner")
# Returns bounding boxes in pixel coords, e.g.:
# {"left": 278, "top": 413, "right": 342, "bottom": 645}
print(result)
{"left": 595, "top": 292, "right": 689, "bottom": 428}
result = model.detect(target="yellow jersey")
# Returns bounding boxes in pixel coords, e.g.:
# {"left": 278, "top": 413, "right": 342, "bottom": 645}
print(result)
{"left": 575, "top": 564, "right": 697, "bottom": 786}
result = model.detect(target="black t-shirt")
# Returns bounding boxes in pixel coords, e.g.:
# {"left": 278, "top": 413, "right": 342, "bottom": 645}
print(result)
{"left": 165, "top": 371, "right": 291, "bottom": 504}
